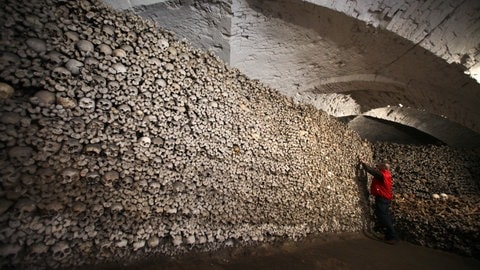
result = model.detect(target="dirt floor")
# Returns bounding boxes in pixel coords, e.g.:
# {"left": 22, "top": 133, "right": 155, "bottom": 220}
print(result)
{"left": 79, "top": 232, "right": 480, "bottom": 270}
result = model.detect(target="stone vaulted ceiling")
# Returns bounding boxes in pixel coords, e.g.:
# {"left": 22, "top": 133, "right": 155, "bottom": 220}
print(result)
{"left": 104, "top": 0, "right": 480, "bottom": 147}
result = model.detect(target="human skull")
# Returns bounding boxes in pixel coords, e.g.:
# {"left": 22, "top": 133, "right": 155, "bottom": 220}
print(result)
{"left": 155, "top": 78, "right": 167, "bottom": 88}
{"left": 62, "top": 139, "right": 83, "bottom": 153}
{"left": 44, "top": 201, "right": 64, "bottom": 213}
{"left": 71, "top": 117, "right": 86, "bottom": 133}
{"left": 51, "top": 66, "right": 71, "bottom": 80}
{"left": 0, "top": 82, "right": 15, "bottom": 99}
{"left": 85, "top": 171, "right": 101, "bottom": 185}
{"left": 133, "top": 110, "right": 144, "bottom": 121}
{"left": 104, "top": 144, "right": 119, "bottom": 157}
{"left": 26, "top": 38, "right": 47, "bottom": 54}
{"left": 118, "top": 104, "right": 131, "bottom": 115}
{"left": 96, "top": 98, "right": 112, "bottom": 111}
{"left": 130, "top": 64, "right": 143, "bottom": 76}
{"left": 1, "top": 166, "right": 20, "bottom": 188}
{"left": 102, "top": 25, "right": 115, "bottom": 36}
{"left": 0, "top": 244, "right": 22, "bottom": 257}
{"left": 14, "top": 198, "right": 36, "bottom": 213}
{"left": 42, "top": 141, "right": 62, "bottom": 155}
{"left": 8, "top": 146, "right": 34, "bottom": 166}
{"left": 78, "top": 96, "right": 95, "bottom": 111}
{"left": 126, "top": 86, "right": 138, "bottom": 96}
{"left": 121, "top": 150, "right": 135, "bottom": 163}
{"left": 172, "top": 181, "right": 185, "bottom": 193}
{"left": 105, "top": 121, "right": 121, "bottom": 135}
{"left": 148, "top": 57, "right": 162, "bottom": 68}
{"left": 147, "top": 236, "right": 160, "bottom": 248}
{"left": 32, "top": 90, "right": 55, "bottom": 105}
{"left": 136, "top": 179, "right": 148, "bottom": 191}
{"left": 84, "top": 57, "right": 99, "bottom": 67}
{"left": 91, "top": 204, "right": 104, "bottom": 218}
{"left": 172, "top": 236, "right": 182, "bottom": 246}
{"left": 110, "top": 202, "right": 124, "bottom": 213}
{"left": 133, "top": 240, "right": 145, "bottom": 251}
{"left": 57, "top": 96, "right": 77, "bottom": 109}
{"left": 120, "top": 44, "right": 133, "bottom": 53}
{"left": 86, "top": 119, "right": 104, "bottom": 135}
{"left": 164, "top": 63, "right": 174, "bottom": 71}
{"left": 64, "top": 31, "right": 79, "bottom": 43}
{"left": 112, "top": 48, "right": 127, "bottom": 58}
{"left": 0, "top": 51, "right": 20, "bottom": 68}
{"left": 107, "top": 81, "right": 120, "bottom": 92}
{"left": 61, "top": 168, "right": 80, "bottom": 184}
{"left": 43, "top": 21, "right": 62, "bottom": 36}
{"left": 65, "top": 59, "right": 84, "bottom": 75}
{"left": 51, "top": 241, "right": 71, "bottom": 261}
{"left": 149, "top": 181, "right": 161, "bottom": 194}
{"left": 122, "top": 176, "right": 133, "bottom": 189}
{"left": 97, "top": 44, "right": 112, "bottom": 56}
{"left": 125, "top": 31, "right": 138, "bottom": 43}
{"left": 37, "top": 167, "right": 56, "bottom": 184}
{"left": 102, "top": 170, "right": 119, "bottom": 187}
{"left": 75, "top": 40, "right": 94, "bottom": 56}
{"left": 143, "top": 114, "right": 157, "bottom": 124}
{"left": 151, "top": 156, "right": 163, "bottom": 170}
{"left": 29, "top": 243, "right": 49, "bottom": 257}
{"left": 84, "top": 144, "right": 102, "bottom": 155}
{"left": 138, "top": 137, "right": 151, "bottom": 148}
{"left": 158, "top": 38, "right": 169, "bottom": 50}
{"left": 111, "top": 63, "right": 127, "bottom": 74}
{"left": 45, "top": 51, "right": 68, "bottom": 65}
{"left": 116, "top": 239, "right": 128, "bottom": 248}
{"left": 72, "top": 201, "right": 87, "bottom": 214}
{"left": 0, "top": 112, "right": 21, "bottom": 125}
{"left": 152, "top": 137, "right": 165, "bottom": 147}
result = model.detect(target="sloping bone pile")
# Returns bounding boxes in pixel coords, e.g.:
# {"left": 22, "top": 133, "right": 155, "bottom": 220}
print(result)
{"left": 0, "top": 0, "right": 372, "bottom": 268}
{"left": 372, "top": 142, "right": 480, "bottom": 258}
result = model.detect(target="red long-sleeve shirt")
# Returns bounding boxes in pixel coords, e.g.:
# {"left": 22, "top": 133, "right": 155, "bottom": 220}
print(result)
{"left": 370, "top": 169, "right": 393, "bottom": 200}
{"left": 362, "top": 162, "right": 393, "bottom": 200}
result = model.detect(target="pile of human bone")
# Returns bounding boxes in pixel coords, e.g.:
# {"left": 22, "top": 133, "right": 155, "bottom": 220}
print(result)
{"left": 372, "top": 142, "right": 480, "bottom": 258}
{"left": 0, "top": 0, "right": 373, "bottom": 268}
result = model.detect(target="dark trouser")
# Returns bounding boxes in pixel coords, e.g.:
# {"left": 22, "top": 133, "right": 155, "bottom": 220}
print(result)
{"left": 374, "top": 196, "right": 398, "bottom": 241}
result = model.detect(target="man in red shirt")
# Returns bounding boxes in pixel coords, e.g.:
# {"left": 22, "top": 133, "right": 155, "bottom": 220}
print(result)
{"left": 359, "top": 160, "right": 399, "bottom": 244}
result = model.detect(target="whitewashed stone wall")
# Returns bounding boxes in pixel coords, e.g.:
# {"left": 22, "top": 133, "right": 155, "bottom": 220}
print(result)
{"left": 104, "top": 0, "right": 233, "bottom": 62}
{"left": 306, "top": 0, "right": 480, "bottom": 81}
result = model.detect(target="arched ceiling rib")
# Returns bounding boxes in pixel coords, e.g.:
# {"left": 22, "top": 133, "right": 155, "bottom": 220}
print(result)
{"left": 356, "top": 107, "right": 480, "bottom": 148}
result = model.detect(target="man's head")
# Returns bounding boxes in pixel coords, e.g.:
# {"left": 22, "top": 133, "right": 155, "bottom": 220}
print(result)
{"left": 377, "top": 162, "right": 391, "bottom": 171}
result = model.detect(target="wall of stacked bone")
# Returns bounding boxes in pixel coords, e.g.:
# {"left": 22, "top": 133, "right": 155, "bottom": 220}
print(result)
{"left": 372, "top": 142, "right": 480, "bottom": 258}
{"left": 0, "top": 0, "right": 372, "bottom": 269}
